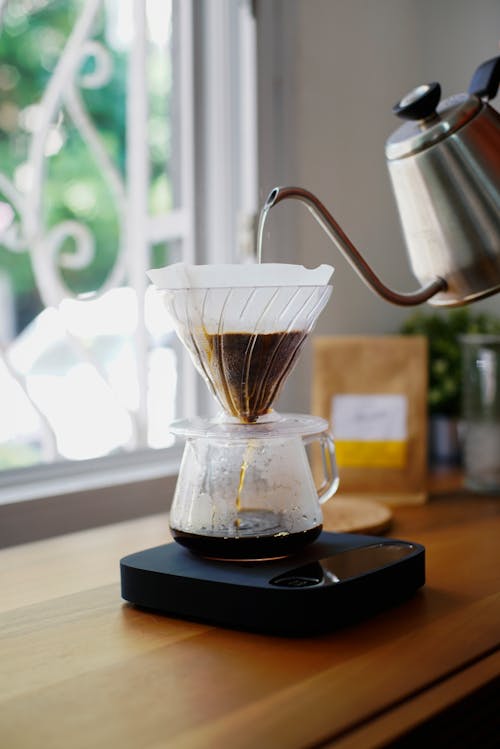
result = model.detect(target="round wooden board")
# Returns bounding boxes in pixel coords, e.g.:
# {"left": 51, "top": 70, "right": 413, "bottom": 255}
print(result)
{"left": 322, "top": 496, "right": 393, "bottom": 535}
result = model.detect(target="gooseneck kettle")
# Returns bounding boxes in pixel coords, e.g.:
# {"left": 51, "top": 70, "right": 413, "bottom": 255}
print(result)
{"left": 263, "top": 56, "right": 500, "bottom": 307}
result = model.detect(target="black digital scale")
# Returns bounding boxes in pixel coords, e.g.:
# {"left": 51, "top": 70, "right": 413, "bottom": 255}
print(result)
{"left": 120, "top": 531, "right": 425, "bottom": 636}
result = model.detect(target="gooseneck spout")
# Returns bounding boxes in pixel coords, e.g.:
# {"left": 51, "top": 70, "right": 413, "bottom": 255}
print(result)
{"left": 264, "top": 186, "right": 447, "bottom": 307}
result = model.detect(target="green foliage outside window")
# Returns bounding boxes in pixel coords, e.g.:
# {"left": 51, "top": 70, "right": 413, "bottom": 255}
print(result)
{"left": 0, "top": 3, "right": 126, "bottom": 314}
{"left": 0, "top": 0, "right": 173, "bottom": 332}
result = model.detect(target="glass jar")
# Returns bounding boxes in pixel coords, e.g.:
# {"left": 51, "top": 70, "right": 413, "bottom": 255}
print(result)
{"left": 461, "top": 335, "right": 500, "bottom": 493}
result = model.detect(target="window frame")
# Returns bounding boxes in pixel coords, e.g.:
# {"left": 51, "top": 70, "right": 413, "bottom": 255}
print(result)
{"left": 0, "top": 0, "right": 258, "bottom": 544}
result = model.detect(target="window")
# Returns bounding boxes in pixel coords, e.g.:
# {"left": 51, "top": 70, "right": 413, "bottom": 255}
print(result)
{"left": 0, "top": 0, "right": 257, "bottom": 510}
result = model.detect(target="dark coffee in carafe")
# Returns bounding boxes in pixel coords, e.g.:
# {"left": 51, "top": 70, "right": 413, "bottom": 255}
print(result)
{"left": 171, "top": 508, "right": 322, "bottom": 560}
{"left": 205, "top": 330, "right": 307, "bottom": 422}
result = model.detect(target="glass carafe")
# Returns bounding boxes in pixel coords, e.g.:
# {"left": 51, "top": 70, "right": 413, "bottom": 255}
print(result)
{"left": 169, "top": 415, "right": 338, "bottom": 561}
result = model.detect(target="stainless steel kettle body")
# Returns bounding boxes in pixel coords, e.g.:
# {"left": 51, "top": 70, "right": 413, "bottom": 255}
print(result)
{"left": 262, "top": 56, "right": 500, "bottom": 308}
{"left": 386, "top": 57, "right": 500, "bottom": 306}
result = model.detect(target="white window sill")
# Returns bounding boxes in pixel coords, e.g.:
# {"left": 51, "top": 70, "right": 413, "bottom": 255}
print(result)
{"left": 0, "top": 446, "right": 182, "bottom": 548}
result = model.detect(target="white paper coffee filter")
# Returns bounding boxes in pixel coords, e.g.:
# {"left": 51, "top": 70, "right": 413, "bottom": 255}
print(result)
{"left": 147, "top": 262, "right": 333, "bottom": 289}
{"left": 148, "top": 263, "right": 334, "bottom": 335}
{"left": 165, "top": 285, "right": 331, "bottom": 336}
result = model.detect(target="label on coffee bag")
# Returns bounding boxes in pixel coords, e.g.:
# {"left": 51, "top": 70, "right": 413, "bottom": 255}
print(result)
{"left": 331, "top": 394, "right": 408, "bottom": 468}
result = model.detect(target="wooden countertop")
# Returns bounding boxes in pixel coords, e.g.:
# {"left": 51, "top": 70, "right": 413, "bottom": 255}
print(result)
{"left": 1, "top": 483, "right": 499, "bottom": 748}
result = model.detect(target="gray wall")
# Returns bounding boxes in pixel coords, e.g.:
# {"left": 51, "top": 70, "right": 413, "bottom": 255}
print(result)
{"left": 257, "top": 0, "right": 500, "bottom": 411}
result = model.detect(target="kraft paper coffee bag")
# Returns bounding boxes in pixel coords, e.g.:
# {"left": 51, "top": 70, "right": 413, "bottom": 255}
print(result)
{"left": 312, "top": 336, "right": 428, "bottom": 505}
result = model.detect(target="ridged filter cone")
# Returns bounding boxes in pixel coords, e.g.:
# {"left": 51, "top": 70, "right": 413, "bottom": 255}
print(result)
{"left": 147, "top": 264, "right": 334, "bottom": 422}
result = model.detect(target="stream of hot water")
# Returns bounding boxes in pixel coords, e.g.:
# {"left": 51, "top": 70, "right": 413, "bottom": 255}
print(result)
{"left": 256, "top": 201, "right": 271, "bottom": 264}
{"left": 233, "top": 202, "right": 271, "bottom": 527}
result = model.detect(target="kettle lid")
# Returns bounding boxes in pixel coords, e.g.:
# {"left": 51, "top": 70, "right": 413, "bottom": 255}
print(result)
{"left": 385, "top": 56, "right": 500, "bottom": 161}
{"left": 385, "top": 88, "right": 480, "bottom": 160}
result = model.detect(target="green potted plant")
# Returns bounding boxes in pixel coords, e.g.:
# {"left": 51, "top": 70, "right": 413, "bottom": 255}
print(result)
{"left": 400, "top": 308, "right": 500, "bottom": 464}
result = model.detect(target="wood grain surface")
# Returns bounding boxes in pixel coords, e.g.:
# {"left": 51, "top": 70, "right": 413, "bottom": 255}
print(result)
{"left": 322, "top": 496, "right": 393, "bottom": 534}
{"left": 0, "top": 488, "right": 499, "bottom": 749}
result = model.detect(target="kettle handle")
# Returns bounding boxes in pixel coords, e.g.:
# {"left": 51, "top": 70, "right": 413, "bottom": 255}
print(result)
{"left": 468, "top": 56, "right": 500, "bottom": 100}
{"left": 264, "top": 186, "right": 447, "bottom": 307}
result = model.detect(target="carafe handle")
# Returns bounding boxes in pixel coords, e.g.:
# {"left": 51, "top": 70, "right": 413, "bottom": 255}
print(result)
{"left": 303, "top": 432, "right": 339, "bottom": 504}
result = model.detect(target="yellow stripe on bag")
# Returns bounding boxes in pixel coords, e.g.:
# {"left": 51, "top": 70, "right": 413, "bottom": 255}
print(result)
{"left": 335, "top": 440, "right": 407, "bottom": 468}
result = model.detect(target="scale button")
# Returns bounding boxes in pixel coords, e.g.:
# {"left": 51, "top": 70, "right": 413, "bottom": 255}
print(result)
{"left": 271, "top": 576, "right": 320, "bottom": 588}
{"left": 270, "top": 562, "right": 324, "bottom": 587}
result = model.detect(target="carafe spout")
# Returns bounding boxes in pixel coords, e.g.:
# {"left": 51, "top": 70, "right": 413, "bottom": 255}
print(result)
{"left": 264, "top": 186, "right": 447, "bottom": 307}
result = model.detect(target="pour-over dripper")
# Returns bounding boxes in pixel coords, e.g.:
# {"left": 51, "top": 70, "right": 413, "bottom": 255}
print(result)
{"left": 147, "top": 263, "right": 333, "bottom": 422}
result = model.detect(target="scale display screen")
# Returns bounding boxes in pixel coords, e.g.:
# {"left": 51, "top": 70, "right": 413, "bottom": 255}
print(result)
{"left": 270, "top": 543, "right": 418, "bottom": 587}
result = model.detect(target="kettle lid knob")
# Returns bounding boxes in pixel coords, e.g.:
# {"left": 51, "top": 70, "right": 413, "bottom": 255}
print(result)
{"left": 393, "top": 82, "right": 441, "bottom": 121}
